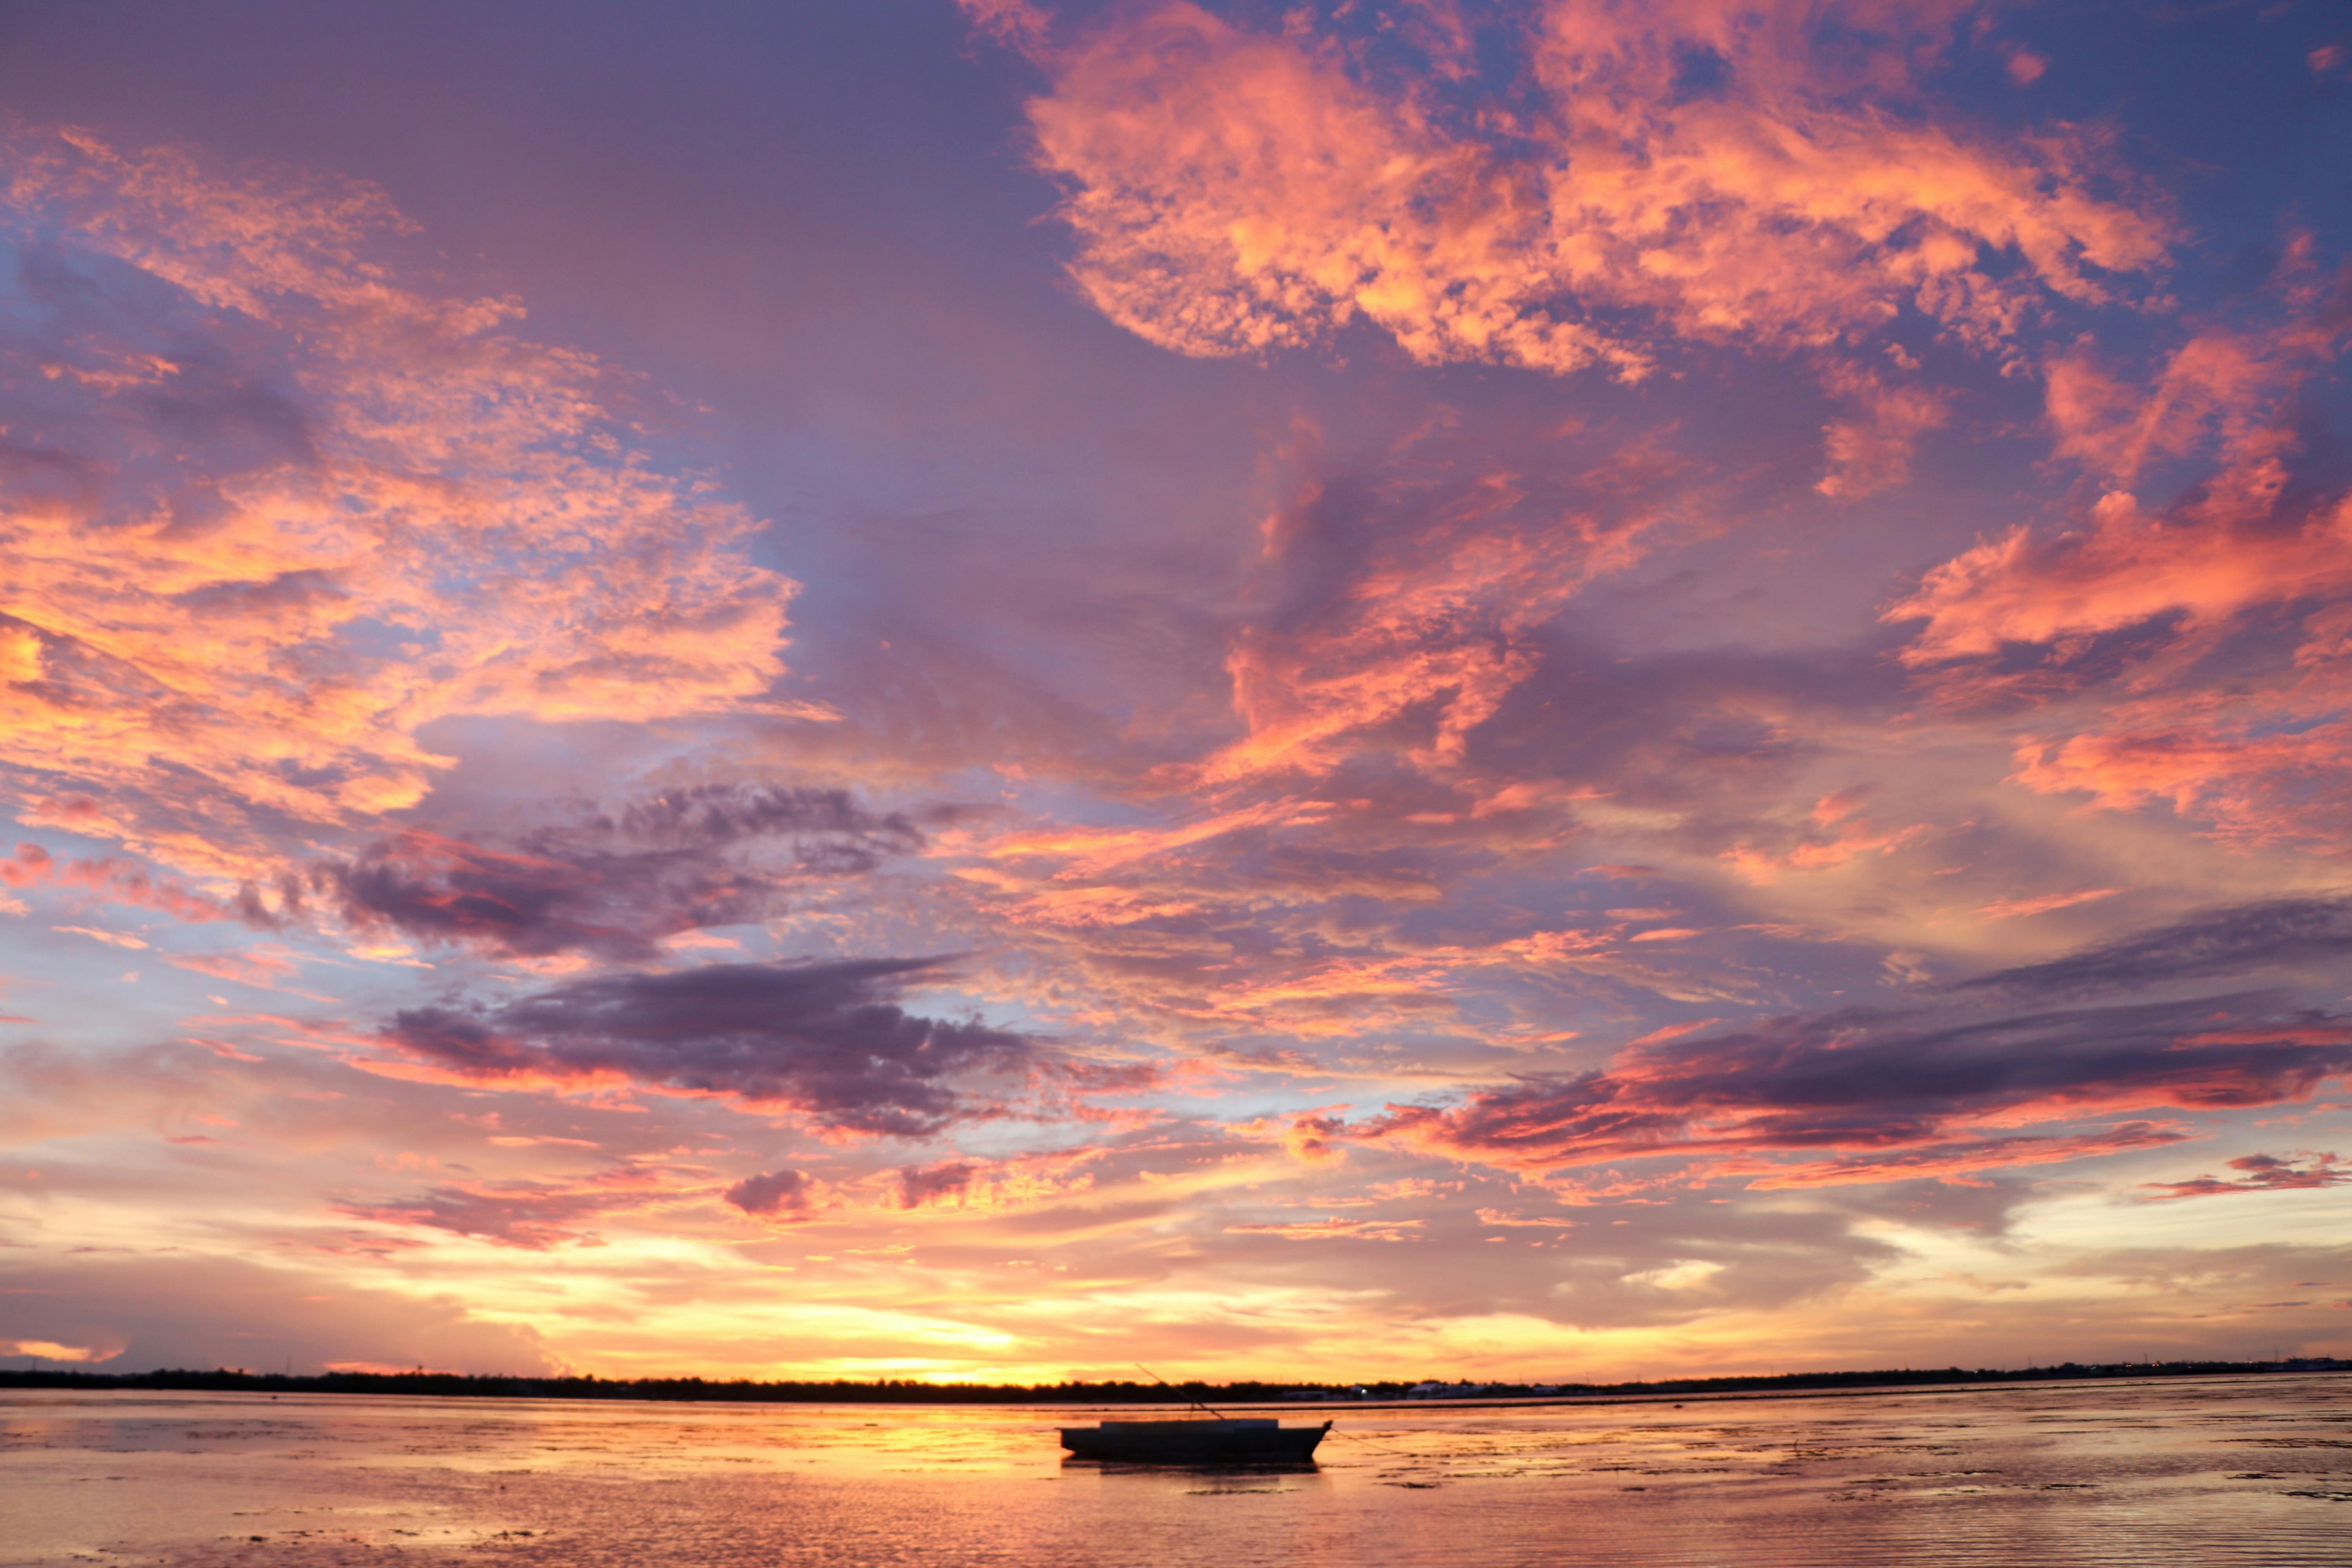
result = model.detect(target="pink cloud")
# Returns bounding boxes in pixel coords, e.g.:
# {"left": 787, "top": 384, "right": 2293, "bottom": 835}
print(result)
{"left": 957, "top": 0, "right": 1052, "bottom": 59}
{"left": 2141, "top": 1150, "right": 2352, "bottom": 1200}
{"left": 164, "top": 947, "right": 337, "bottom": 1002}
{"left": 1977, "top": 888, "right": 2121, "bottom": 921}
{"left": 1, "top": 842, "right": 234, "bottom": 923}
{"left": 1019, "top": 1, "right": 2166, "bottom": 392}
{"left": 1889, "top": 487, "right": 2352, "bottom": 668}
{"left": 1882, "top": 248, "right": 2352, "bottom": 851}
{"left": 0, "top": 129, "right": 806, "bottom": 885}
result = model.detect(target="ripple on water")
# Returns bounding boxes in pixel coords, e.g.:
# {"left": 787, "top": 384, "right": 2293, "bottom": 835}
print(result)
{"left": 0, "top": 1376, "right": 2345, "bottom": 1567}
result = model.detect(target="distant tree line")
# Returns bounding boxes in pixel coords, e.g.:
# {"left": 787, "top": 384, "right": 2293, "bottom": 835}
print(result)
{"left": 0, "top": 1358, "right": 2340, "bottom": 1404}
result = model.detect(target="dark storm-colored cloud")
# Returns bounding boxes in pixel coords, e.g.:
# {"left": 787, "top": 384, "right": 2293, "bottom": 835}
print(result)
{"left": 602, "top": 785, "right": 926, "bottom": 871}
{"left": 1349, "top": 995, "right": 2352, "bottom": 1182}
{"left": 894, "top": 1160, "right": 984, "bottom": 1209}
{"left": 725, "top": 1167, "right": 816, "bottom": 1217}
{"left": 1953, "top": 898, "right": 2352, "bottom": 998}
{"left": 385, "top": 958, "right": 1038, "bottom": 1136}
{"left": 328, "top": 785, "right": 925, "bottom": 959}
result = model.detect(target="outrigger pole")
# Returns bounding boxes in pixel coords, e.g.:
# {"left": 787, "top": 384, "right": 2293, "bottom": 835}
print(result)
{"left": 1134, "top": 1363, "right": 1231, "bottom": 1420}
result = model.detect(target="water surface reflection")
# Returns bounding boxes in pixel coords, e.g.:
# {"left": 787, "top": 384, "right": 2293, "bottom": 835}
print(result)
{"left": 2, "top": 1374, "right": 2344, "bottom": 1565}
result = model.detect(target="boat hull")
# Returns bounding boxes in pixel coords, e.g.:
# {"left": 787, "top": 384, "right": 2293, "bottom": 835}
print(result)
{"left": 1058, "top": 1418, "right": 1329, "bottom": 1464}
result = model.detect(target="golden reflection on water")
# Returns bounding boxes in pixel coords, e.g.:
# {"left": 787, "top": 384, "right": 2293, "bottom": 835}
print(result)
{"left": 1, "top": 1375, "right": 2345, "bottom": 1566}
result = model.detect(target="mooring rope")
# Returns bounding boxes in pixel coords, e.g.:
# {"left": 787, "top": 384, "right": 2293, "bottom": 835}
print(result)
{"left": 1130, "top": 1366, "right": 1424, "bottom": 1461}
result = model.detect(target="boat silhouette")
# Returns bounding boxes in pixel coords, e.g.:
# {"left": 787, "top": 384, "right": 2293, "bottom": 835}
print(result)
{"left": 1057, "top": 1416, "right": 1331, "bottom": 1464}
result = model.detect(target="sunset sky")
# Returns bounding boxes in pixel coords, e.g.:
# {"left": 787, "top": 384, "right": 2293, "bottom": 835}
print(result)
{"left": 3, "top": 0, "right": 2350, "bottom": 1383}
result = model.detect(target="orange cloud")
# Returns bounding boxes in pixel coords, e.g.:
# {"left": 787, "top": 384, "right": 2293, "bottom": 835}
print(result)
{"left": 1813, "top": 366, "right": 1952, "bottom": 499}
{"left": 51, "top": 924, "right": 147, "bottom": 950}
{"left": 1223, "top": 1215, "right": 1421, "bottom": 1241}
{"left": 1883, "top": 247, "right": 2352, "bottom": 850}
{"left": 0, "top": 130, "right": 806, "bottom": 882}
{"left": 1898, "top": 481, "right": 2352, "bottom": 846}
{"left": 1020, "top": 1, "right": 2166, "bottom": 384}
{"left": 1976, "top": 888, "right": 2121, "bottom": 921}
{"left": 1889, "top": 487, "right": 2352, "bottom": 666}
{"left": 1202, "top": 505, "right": 1615, "bottom": 785}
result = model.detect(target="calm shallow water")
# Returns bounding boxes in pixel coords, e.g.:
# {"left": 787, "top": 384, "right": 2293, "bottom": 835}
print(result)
{"left": 2, "top": 1375, "right": 2345, "bottom": 1566}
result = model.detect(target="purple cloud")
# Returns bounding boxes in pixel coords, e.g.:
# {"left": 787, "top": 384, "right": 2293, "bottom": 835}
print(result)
{"left": 1347, "top": 996, "right": 2352, "bottom": 1185}
{"left": 1956, "top": 900, "right": 2352, "bottom": 998}
{"left": 2142, "top": 1152, "right": 2352, "bottom": 1201}
{"left": 386, "top": 958, "right": 1038, "bottom": 1136}
{"left": 725, "top": 1167, "right": 817, "bottom": 1217}
{"left": 329, "top": 786, "right": 926, "bottom": 960}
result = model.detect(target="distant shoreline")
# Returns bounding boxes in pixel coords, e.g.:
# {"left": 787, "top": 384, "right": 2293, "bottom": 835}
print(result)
{"left": 3, "top": 1358, "right": 2343, "bottom": 1408}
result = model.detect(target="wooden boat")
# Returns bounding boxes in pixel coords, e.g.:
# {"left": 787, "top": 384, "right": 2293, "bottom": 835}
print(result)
{"left": 1057, "top": 1416, "right": 1330, "bottom": 1464}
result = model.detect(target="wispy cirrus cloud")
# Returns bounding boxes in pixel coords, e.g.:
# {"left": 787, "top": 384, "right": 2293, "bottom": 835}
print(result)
{"left": 1183, "top": 439, "right": 1691, "bottom": 788}
{"left": 338, "top": 1162, "right": 706, "bottom": 1250}
{"left": 0, "top": 840, "right": 251, "bottom": 923}
{"left": 1976, "top": 888, "right": 2121, "bottom": 922}
{"left": 2141, "top": 1151, "right": 2352, "bottom": 1201}
{"left": 1953, "top": 898, "right": 2352, "bottom": 998}
{"left": 1225, "top": 1215, "right": 1422, "bottom": 1242}
{"left": 0, "top": 129, "right": 806, "bottom": 882}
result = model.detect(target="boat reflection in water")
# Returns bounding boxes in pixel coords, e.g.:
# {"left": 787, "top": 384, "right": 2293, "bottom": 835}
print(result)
{"left": 1057, "top": 1416, "right": 1332, "bottom": 1464}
